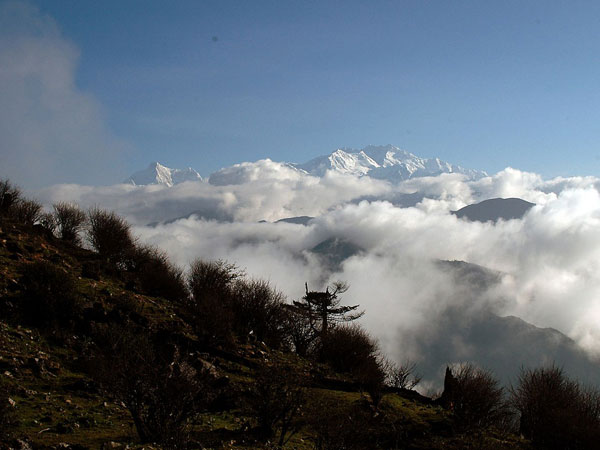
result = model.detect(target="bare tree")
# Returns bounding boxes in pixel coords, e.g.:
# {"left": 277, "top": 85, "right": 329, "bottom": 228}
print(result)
{"left": 384, "top": 359, "right": 422, "bottom": 390}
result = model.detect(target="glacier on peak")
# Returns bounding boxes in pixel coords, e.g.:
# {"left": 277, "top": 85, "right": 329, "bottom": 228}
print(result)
{"left": 124, "top": 162, "right": 202, "bottom": 187}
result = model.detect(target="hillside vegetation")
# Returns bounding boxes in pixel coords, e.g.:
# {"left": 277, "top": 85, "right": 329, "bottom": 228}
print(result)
{"left": 0, "top": 179, "right": 595, "bottom": 449}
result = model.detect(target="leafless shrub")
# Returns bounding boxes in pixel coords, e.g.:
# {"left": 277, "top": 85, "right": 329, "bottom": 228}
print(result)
{"left": 87, "top": 207, "right": 136, "bottom": 264}
{"left": 384, "top": 359, "right": 422, "bottom": 390}
{"left": 127, "top": 244, "right": 188, "bottom": 302}
{"left": 230, "top": 278, "right": 288, "bottom": 348}
{"left": 319, "top": 324, "right": 386, "bottom": 406}
{"left": 53, "top": 202, "right": 86, "bottom": 244}
{"left": 188, "top": 259, "right": 242, "bottom": 300}
{"left": 0, "top": 179, "right": 43, "bottom": 226}
{"left": 248, "top": 359, "right": 306, "bottom": 446}
{"left": 284, "top": 305, "right": 318, "bottom": 356}
{"left": 92, "top": 325, "right": 214, "bottom": 447}
{"left": 306, "top": 399, "right": 379, "bottom": 450}
{"left": 441, "top": 363, "right": 510, "bottom": 431}
{"left": 39, "top": 212, "right": 57, "bottom": 234}
{"left": 0, "top": 379, "right": 16, "bottom": 436}
{"left": 319, "top": 324, "right": 378, "bottom": 375}
{"left": 510, "top": 365, "right": 600, "bottom": 449}
{"left": 186, "top": 259, "right": 243, "bottom": 345}
{"left": 0, "top": 179, "right": 21, "bottom": 217}
{"left": 11, "top": 199, "right": 43, "bottom": 225}
{"left": 19, "top": 260, "right": 81, "bottom": 329}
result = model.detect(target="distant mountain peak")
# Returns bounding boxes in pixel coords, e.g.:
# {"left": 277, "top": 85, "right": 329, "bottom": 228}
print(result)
{"left": 125, "top": 162, "right": 202, "bottom": 187}
{"left": 128, "top": 145, "right": 486, "bottom": 187}
{"left": 296, "top": 145, "right": 487, "bottom": 182}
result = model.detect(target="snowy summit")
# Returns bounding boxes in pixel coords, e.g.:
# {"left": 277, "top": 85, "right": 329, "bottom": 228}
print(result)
{"left": 124, "top": 162, "right": 202, "bottom": 187}
{"left": 126, "top": 145, "right": 486, "bottom": 188}
{"left": 296, "top": 145, "right": 487, "bottom": 181}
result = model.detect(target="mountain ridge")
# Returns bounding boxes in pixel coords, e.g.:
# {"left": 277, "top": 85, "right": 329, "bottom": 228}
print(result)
{"left": 126, "top": 145, "right": 487, "bottom": 186}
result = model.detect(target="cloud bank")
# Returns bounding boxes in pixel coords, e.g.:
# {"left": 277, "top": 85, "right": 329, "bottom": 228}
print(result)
{"left": 36, "top": 163, "right": 600, "bottom": 386}
{"left": 0, "top": 1, "right": 128, "bottom": 188}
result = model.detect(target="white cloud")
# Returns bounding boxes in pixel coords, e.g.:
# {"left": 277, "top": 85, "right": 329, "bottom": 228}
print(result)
{"left": 37, "top": 161, "right": 600, "bottom": 381}
{"left": 0, "top": 1, "right": 129, "bottom": 188}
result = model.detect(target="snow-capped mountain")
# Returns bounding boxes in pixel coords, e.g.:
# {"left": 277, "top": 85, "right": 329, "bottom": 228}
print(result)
{"left": 297, "top": 145, "right": 486, "bottom": 181}
{"left": 127, "top": 145, "right": 486, "bottom": 187}
{"left": 124, "top": 162, "right": 202, "bottom": 187}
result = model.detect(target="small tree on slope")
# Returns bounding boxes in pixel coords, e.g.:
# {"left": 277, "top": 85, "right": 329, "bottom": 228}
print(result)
{"left": 292, "top": 282, "right": 363, "bottom": 337}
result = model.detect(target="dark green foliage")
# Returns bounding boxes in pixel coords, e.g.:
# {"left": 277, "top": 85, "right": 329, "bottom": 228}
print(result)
{"left": 53, "top": 202, "right": 86, "bottom": 244}
{"left": 248, "top": 359, "right": 306, "bottom": 445}
{"left": 19, "top": 260, "right": 81, "bottom": 329}
{"left": 510, "top": 365, "right": 600, "bottom": 449}
{"left": 92, "top": 325, "right": 214, "bottom": 447}
{"left": 87, "top": 207, "right": 136, "bottom": 264}
{"left": 230, "top": 278, "right": 288, "bottom": 349}
{"left": 125, "top": 244, "right": 188, "bottom": 302}
{"left": 441, "top": 364, "right": 510, "bottom": 432}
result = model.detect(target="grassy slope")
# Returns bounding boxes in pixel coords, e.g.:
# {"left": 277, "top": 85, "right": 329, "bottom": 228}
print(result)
{"left": 0, "top": 222, "right": 531, "bottom": 449}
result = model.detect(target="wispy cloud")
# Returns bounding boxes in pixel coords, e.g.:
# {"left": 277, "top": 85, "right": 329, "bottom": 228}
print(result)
{"left": 0, "top": 1, "right": 130, "bottom": 188}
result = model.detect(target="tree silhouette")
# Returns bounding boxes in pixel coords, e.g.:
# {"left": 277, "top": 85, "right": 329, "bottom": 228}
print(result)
{"left": 293, "top": 282, "right": 363, "bottom": 336}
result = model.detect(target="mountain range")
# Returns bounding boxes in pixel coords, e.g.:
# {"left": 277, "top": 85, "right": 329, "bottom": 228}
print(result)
{"left": 295, "top": 145, "right": 487, "bottom": 181}
{"left": 125, "top": 145, "right": 487, "bottom": 187}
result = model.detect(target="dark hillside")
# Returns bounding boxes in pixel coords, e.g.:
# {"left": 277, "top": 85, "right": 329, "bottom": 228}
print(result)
{"left": 0, "top": 215, "right": 532, "bottom": 449}
{"left": 453, "top": 198, "right": 535, "bottom": 223}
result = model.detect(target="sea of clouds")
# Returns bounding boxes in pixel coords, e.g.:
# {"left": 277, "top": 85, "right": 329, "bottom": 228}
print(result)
{"left": 35, "top": 163, "right": 600, "bottom": 380}
{"left": 6, "top": 0, "right": 600, "bottom": 386}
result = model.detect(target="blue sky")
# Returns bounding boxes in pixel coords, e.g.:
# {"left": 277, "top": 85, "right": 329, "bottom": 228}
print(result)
{"left": 4, "top": 0, "right": 600, "bottom": 184}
